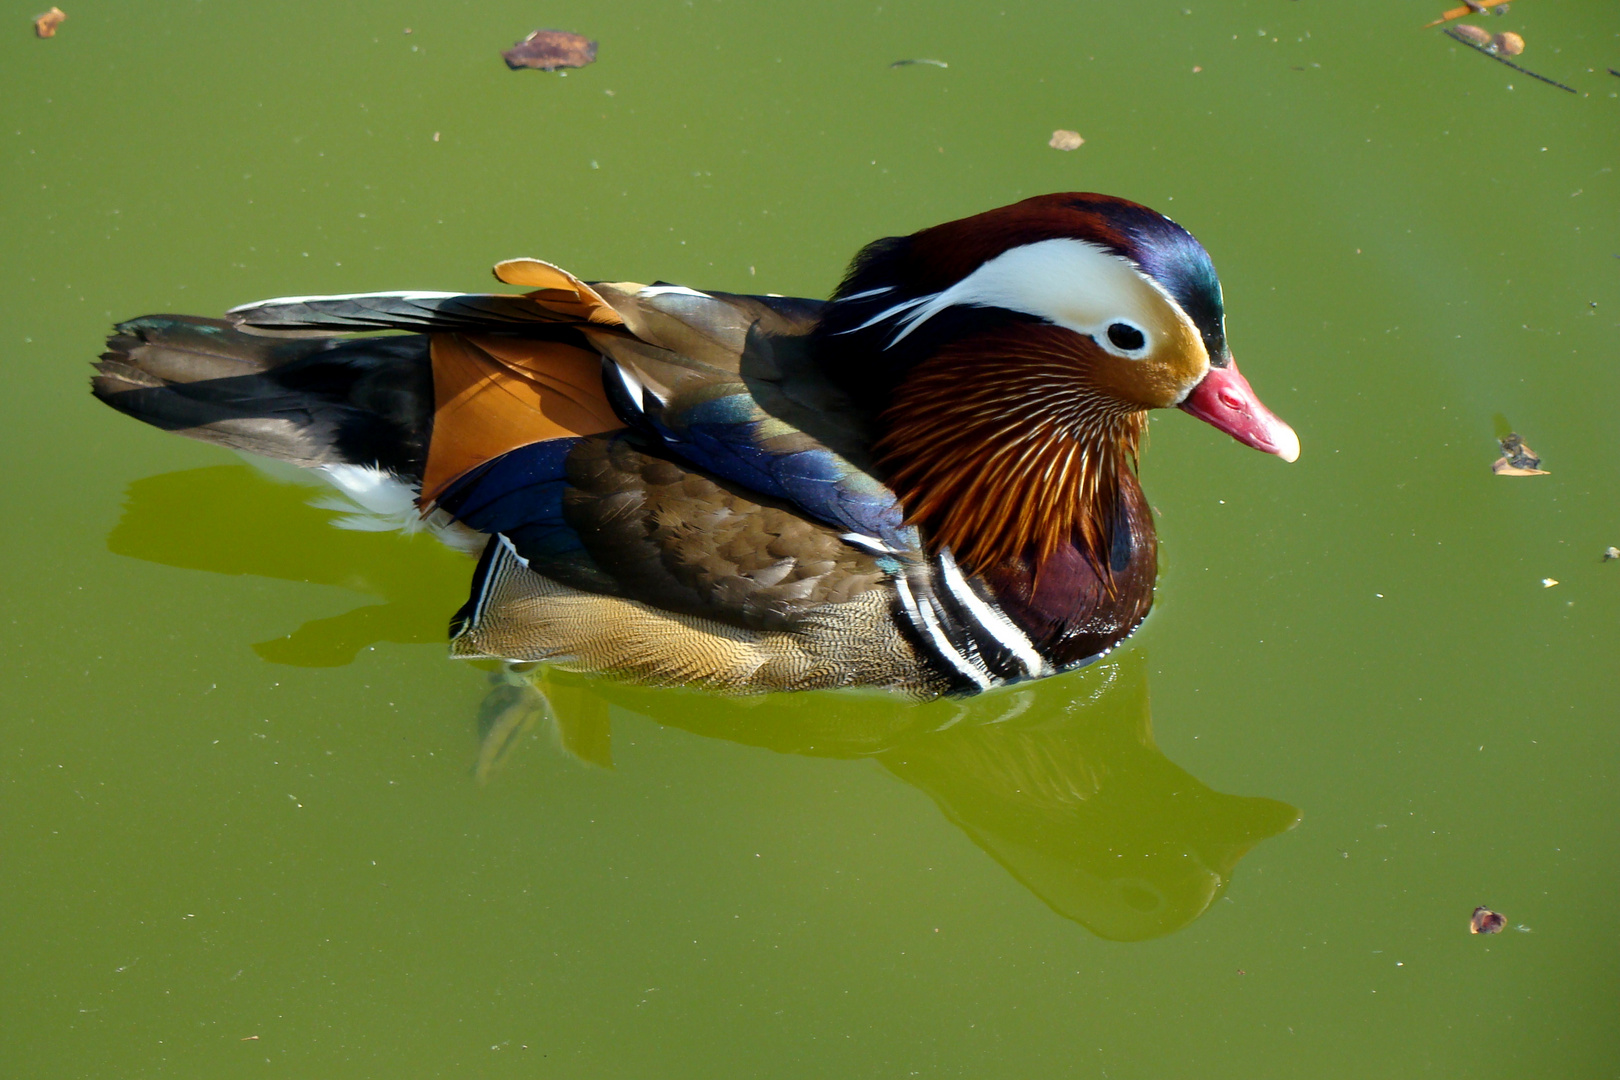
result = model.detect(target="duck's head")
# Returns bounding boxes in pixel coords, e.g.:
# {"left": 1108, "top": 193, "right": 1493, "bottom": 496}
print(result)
{"left": 816, "top": 193, "right": 1298, "bottom": 573}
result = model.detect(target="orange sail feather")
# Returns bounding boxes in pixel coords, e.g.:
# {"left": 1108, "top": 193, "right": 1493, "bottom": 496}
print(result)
{"left": 421, "top": 333, "right": 622, "bottom": 503}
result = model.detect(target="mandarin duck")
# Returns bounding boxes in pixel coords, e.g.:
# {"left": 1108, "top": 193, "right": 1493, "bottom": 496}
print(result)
{"left": 93, "top": 193, "right": 1298, "bottom": 697}
{"left": 100, "top": 457, "right": 1302, "bottom": 938}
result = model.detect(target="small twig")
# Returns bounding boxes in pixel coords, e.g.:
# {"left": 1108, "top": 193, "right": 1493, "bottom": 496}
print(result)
{"left": 1444, "top": 27, "right": 1576, "bottom": 93}
{"left": 1422, "top": 0, "right": 1520, "bottom": 30}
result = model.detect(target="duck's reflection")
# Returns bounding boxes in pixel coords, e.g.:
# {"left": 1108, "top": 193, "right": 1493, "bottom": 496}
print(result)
{"left": 111, "top": 465, "right": 1299, "bottom": 940}
{"left": 519, "top": 660, "right": 1300, "bottom": 941}
{"left": 108, "top": 465, "right": 471, "bottom": 666}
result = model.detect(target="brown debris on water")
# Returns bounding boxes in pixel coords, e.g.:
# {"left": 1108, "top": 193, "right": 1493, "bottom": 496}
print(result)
{"left": 1049, "top": 130, "right": 1085, "bottom": 151}
{"left": 33, "top": 7, "right": 65, "bottom": 37}
{"left": 502, "top": 29, "right": 597, "bottom": 72}
{"left": 1491, "top": 31, "right": 1524, "bottom": 56}
{"left": 1491, "top": 432, "right": 1548, "bottom": 476}
{"left": 1470, "top": 906, "right": 1507, "bottom": 934}
{"left": 1423, "top": 1, "right": 1512, "bottom": 29}
{"left": 1442, "top": 25, "right": 1574, "bottom": 93}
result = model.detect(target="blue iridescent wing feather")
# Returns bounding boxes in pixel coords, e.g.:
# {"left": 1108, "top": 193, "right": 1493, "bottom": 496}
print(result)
{"left": 586, "top": 286, "right": 919, "bottom": 553}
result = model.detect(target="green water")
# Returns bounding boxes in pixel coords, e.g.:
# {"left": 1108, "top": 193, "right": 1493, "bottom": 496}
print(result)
{"left": 4, "top": 1, "right": 1617, "bottom": 1076}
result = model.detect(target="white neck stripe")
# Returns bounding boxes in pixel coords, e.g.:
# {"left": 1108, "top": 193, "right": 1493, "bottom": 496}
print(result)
{"left": 937, "top": 550, "right": 1050, "bottom": 679}
{"left": 893, "top": 575, "right": 992, "bottom": 689}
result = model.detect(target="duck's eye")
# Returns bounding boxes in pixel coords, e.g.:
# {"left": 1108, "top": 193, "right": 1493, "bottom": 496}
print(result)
{"left": 1106, "top": 322, "right": 1147, "bottom": 353}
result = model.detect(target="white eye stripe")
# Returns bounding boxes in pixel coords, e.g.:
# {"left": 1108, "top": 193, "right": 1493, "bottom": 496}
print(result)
{"left": 837, "top": 292, "right": 937, "bottom": 335}
{"left": 833, "top": 238, "right": 1204, "bottom": 361}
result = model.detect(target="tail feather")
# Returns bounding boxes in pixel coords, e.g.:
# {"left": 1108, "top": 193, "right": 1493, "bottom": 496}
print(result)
{"left": 93, "top": 315, "right": 434, "bottom": 479}
{"left": 228, "top": 290, "right": 586, "bottom": 333}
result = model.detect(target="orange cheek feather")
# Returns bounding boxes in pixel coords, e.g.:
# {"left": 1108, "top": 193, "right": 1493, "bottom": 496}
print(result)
{"left": 876, "top": 324, "right": 1146, "bottom": 578}
{"left": 1085, "top": 315, "right": 1209, "bottom": 410}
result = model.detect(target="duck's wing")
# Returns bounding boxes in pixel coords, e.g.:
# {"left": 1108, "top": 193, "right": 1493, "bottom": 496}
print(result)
{"left": 226, "top": 259, "right": 629, "bottom": 333}
{"left": 442, "top": 433, "right": 891, "bottom": 629}
{"left": 228, "top": 259, "right": 916, "bottom": 554}
{"left": 436, "top": 431, "right": 944, "bottom": 696}
{"left": 581, "top": 280, "right": 915, "bottom": 555}
{"left": 224, "top": 261, "right": 631, "bottom": 499}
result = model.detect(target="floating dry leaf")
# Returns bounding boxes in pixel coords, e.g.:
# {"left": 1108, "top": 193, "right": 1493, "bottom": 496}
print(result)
{"left": 502, "top": 29, "right": 597, "bottom": 71}
{"left": 1049, "top": 129, "right": 1084, "bottom": 151}
{"left": 33, "top": 6, "right": 65, "bottom": 37}
{"left": 1450, "top": 23, "right": 1492, "bottom": 45}
{"left": 1492, "top": 460, "right": 1548, "bottom": 476}
{"left": 1443, "top": 25, "right": 1574, "bottom": 93}
{"left": 1491, "top": 432, "right": 1548, "bottom": 476}
{"left": 1491, "top": 31, "right": 1524, "bottom": 56}
{"left": 1470, "top": 906, "right": 1507, "bottom": 934}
